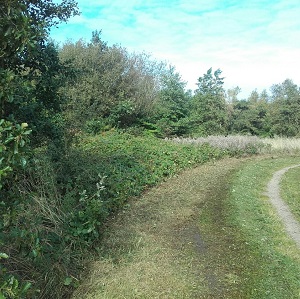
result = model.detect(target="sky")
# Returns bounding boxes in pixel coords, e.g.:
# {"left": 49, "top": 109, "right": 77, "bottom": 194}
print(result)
{"left": 50, "top": 0, "right": 300, "bottom": 99}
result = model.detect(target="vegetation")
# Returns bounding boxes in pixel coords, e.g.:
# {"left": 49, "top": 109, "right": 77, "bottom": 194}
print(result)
{"left": 71, "top": 158, "right": 244, "bottom": 298}
{"left": 72, "top": 156, "right": 300, "bottom": 299}
{"left": 229, "top": 157, "right": 300, "bottom": 298}
{"left": 281, "top": 165, "right": 300, "bottom": 222}
{"left": 1, "top": 1, "right": 300, "bottom": 298}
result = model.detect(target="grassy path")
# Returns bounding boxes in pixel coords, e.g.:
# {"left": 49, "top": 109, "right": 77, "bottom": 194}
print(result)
{"left": 267, "top": 164, "right": 300, "bottom": 247}
{"left": 72, "top": 156, "right": 300, "bottom": 299}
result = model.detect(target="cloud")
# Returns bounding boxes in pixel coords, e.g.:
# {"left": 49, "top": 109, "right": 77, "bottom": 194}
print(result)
{"left": 50, "top": 0, "right": 300, "bottom": 98}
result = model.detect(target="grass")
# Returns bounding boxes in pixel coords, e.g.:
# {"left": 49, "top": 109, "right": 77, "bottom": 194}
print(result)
{"left": 71, "top": 158, "right": 245, "bottom": 298}
{"left": 229, "top": 156, "right": 300, "bottom": 298}
{"left": 168, "top": 135, "right": 300, "bottom": 156}
{"left": 262, "top": 137, "right": 300, "bottom": 154}
{"left": 281, "top": 165, "right": 300, "bottom": 223}
{"left": 72, "top": 155, "right": 300, "bottom": 299}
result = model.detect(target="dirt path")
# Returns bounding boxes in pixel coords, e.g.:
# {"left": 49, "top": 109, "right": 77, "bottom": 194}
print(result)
{"left": 267, "top": 164, "right": 300, "bottom": 247}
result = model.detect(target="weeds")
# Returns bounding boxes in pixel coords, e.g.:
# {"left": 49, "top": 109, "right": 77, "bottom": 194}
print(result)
{"left": 262, "top": 137, "right": 300, "bottom": 154}
{"left": 168, "top": 135, "right": 265, "bottom": 155}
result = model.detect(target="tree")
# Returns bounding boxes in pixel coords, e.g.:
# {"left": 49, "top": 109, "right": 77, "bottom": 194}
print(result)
{"left": 226, "top": 86, "right": 242, "bottom": 103}
{"left": 0, "top": 0, "right": 79, "bottom": 140}
{"left": 195, "top": 68, "right": 224, "bottom": 96}
{"left": 269, "top": 79, "right": 300, "bottom": 137}
{"left": 59, "top": 33, "right": 165, "bottom": 130}
{"left": 190, "top": 68, "right": 227, "bottom": 135}
{"left": 0, "top": 1, "right": 79, "bottom": 296}
{"left": 151, "top": 66, "right": 191, "bottom": 136}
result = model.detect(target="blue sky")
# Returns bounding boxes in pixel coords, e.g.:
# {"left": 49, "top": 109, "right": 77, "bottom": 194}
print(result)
{"left": 51, "top": 0, "right": 300, "bottom": 98}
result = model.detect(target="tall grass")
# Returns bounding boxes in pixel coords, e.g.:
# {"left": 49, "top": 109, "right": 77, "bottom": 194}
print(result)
{"left": 167, "top": 135, "right": 265, "bottom": 155}
{"left": 262, "top": 137, "right": 300, "bottom": 154}
{"left": 168, "top": 135, "right": 300, "bottom": 155}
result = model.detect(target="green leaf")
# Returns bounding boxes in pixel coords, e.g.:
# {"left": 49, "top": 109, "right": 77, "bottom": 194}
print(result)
{"left": 0, "top": 253, "right": 9, "bottom": 259}
{"left": 20, "top": 157, "right": 27, "bottom": 168}
{"left": 64, "top": 277, "right": 73, "bottom": 286}
{"left": 21, "top": 282, "right": 32, "bottom": 294}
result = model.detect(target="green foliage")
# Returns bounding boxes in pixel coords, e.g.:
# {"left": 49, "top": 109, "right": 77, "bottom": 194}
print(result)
{"left": 59, "top": 34, "right": 164, "bottom": 131}
{"left": 59, "top": 132, "right": 227, "bottom": 245}
{"left": 195, "top": 67, "right": 224, "bottom": 96}
{"left": 228, "top": 99, "right": 270, "bottom": 136}
{"left": 0, "top": 0, "right": 79, "bottom": 117}
{"left": 0, "top": 120, "right": 31, "bottom": 189}
{"left": 190, "top": 68, "right": 227, "bottom": 136}
{"left": 0, "top": 253, "right": 32, "bottom": 299}
{"left": 0, "top": 120, "right": 31, "bottom": 298}
{"left": 150, "top": 67, "right": 191, "bottom": 136}
{"left": 269, "top": 79, "right": 300, "bottom": 137}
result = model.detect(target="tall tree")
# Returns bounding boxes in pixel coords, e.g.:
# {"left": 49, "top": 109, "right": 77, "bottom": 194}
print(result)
{"left": 0, "top": 0, "right": 79, "bottom": 139}
{"left": 151, "top": 66, "right": 191, "bottom": 136}
{"left": 59, "top": 33, "right": 165, "bottom": 130}
{"left": 269, "top": 79, "right": 300, "bottom": 136}
{"left": 191, "top": 68, "right": 227, "bottom": 135}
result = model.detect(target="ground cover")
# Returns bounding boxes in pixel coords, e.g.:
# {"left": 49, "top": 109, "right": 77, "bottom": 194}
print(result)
{"left": 229, "top": 156, "right": 300, "bottom": 298}
{"left": 281, "top": 165, "right": 300, "bottom": 223}
{"left": 72, "top": 155, "right": 300, "bottom": 299}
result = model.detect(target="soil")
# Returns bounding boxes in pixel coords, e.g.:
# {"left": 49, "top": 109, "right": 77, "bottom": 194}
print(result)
{"left": 267, "top": 164, "right": 300, "bottom": 247}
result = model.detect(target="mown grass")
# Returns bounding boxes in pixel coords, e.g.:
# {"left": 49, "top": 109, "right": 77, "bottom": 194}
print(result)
{"left": 228, "top": 156, "right": 300, "bottom": 298}
{"left": 9, "top": 131, "right": 299, "bottom": 298}
{"left": 281, "top": 165, "right": 300, "bottom": 223}
{"left": 71, "top": 158, "right": 246, "bottom": 298}
{"left": 72, "top": 155, "right": 300, "bottom": 299}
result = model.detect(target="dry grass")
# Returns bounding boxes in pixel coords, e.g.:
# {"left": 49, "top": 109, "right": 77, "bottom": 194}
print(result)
{"left": 262, "top": 137, "right": 300, "bottom": 154}
{"left": 168, "top": 135, "right": 300, "bottom": 156}
{"left": 71, "top": 158, "right": 246, "bottom": 299}
{"left": 167, "top": 135, "right": 263, "bottom": 151}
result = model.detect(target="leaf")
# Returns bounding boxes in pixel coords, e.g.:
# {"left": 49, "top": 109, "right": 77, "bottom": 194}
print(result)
{"left": 0, "top": 292, "right": 6, "bottom": 299}
{"left": 20, "top": 157, "right": 27, "bottom": 168}
{"left": 0, "top": 253, "right": 9, "bottom": 259}
{"left": 64, "top": 277, "right": 73, "bottom": 286}
{"left": 21, "top": 282, "right": 32, "bottom": 294}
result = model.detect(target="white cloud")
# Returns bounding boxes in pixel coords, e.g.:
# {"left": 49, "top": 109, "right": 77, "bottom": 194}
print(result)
{"left": 50, "top": 0, "right": 300, "bottom": 98}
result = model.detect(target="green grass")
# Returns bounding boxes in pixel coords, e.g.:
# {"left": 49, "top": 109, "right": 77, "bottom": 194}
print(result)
{"left": 2, "top": 131, "right": 232, "bottom": 299}
{"left": 72, "top": 155, "right": 300, "bottom": 299}
{"left": 71, "top": 158, "right": 245, "bottom": 298}
{"left": 281, "top": 165, "right": 300, "bottom": 223}
{"left": 228, "top": 156, "right": 300, "bottom": 298}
